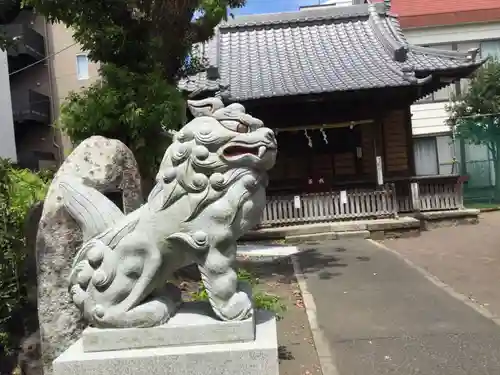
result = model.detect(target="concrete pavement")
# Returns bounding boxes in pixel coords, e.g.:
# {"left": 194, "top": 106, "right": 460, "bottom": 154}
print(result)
{"left": 295, "top": 239, "right": 500, "bottom": 375}
{"left": 383, "top": 211, "right": 500, "bottom": 318}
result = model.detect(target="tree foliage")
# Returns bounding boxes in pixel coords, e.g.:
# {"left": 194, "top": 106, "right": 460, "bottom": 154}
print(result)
{"left": 447, "top": 58, "right": 500, "bottom": 192}
{"left": 0, "top": 160, "right": 48, "bottom": 355}
{"left": 60, "top": 64, "right": 185, "bottom": 180}
{"left": 447, "top": 58, "right": 500, "bottom": 149}
{"left": 24, "top": 0, "right": 246, "bottom": 81}
{"left": 24, "top": 1, "right": 247, "bottom": 183}
{"left": 0, "top": 0, "right": 23, "bottom": 50}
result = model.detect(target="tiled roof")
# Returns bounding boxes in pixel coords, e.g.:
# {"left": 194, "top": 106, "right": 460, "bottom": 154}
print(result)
{"left": 179, "top": 3, "right": 484, "bottom": 102}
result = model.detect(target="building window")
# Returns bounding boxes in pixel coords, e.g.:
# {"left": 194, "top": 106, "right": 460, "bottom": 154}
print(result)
{"left": 414, "top": 137, "right": 439, "bottom": 176}
{"left": 414, "top": 135, "right": 459, "bottom": 176}
{"left": 76, "top": 54, "right": 89, "bottom": 80}
{"left": 481, "top": 39, "right": 500, "bottom": 59}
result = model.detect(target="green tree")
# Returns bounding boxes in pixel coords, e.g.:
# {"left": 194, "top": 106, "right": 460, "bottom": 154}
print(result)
{"left": 447, "top": 58, "right": 500, "bottom": 197}
{"left": 0, "top": 159, "right": 48, "bottom": 355}
{"left": 59, "top": 64, "right": 185, "bottom": 181}
{"left": 24, "top": 0, "right": 246, "bottom": 82}
{"left": 24, "top": 0, "right": 246, "bottom": 186}
{"left": 0, "top": 0, "right": 23, "bottom": 49}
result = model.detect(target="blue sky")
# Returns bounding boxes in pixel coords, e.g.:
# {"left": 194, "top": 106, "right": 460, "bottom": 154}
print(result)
{"left": 234, "top": 0, "right": 324, "bottom": 15}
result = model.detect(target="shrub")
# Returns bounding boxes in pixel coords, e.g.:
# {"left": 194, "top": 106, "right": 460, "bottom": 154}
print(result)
{"left": 190, "top": 268, "right": 287, "bottom": 318}
{"left": 0, "top": 160, "right": 49, "bottom": 355}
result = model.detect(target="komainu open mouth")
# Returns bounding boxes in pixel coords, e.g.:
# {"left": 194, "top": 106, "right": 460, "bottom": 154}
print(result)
{"left": 223, "top": 145, "right": 260, "bottom": 158}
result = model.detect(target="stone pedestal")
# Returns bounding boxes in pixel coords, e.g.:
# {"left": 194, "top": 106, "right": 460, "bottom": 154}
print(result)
{"left": 52, "top": 303, "right": 279, "bottom": 375}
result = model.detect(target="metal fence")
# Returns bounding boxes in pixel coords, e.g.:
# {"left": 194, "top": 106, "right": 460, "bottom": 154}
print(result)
{"left": 458, "top": 139, "right": 497, "bottom": 205}
{"left": 414, "top": 135, "right": 498, "bottom": 206}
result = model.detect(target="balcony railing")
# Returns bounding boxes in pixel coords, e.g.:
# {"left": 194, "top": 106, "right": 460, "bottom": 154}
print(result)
{"left": 2, "top": 23, "right": 45, "bottom": 69}
{"left": 11, "top": 89, "right": 51, "bottom": 125}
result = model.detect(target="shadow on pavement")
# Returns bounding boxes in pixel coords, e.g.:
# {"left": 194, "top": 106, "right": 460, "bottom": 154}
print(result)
{"left": 278, "top": 345, "right": 295, "bottom": 361}
{"left": 295, "top": 247, "right": 348, "bottom": 280}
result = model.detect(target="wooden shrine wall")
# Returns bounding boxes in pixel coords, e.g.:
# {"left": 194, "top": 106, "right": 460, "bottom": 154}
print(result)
{"left": 382, "top": 110, "right": 410, "bottom": 175}
{"left": 268, "top": 125, "right": 364, "bottom": 191}
{"left": 266, "top": 108, "right": 412, "bottom": 193}
{"left": 360, "top": 123, "right": 379, "bottom": 176}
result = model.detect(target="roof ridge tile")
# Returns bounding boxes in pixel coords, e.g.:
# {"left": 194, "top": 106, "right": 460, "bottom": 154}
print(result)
{"left": 220, "top": 4, "right": 370, "bottom": 30}
{"left": 368, "top": 4, "right": 408, "bottom": 63}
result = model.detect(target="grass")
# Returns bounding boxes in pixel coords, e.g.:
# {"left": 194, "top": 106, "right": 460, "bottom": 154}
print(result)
{"left": 465, "top": 202, "right": 500, "bottom": 210}
{"left": 190, "top": 268, "right": 287, "bottom": 318}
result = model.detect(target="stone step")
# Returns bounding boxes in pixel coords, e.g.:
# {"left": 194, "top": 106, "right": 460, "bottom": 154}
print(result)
{"left": 286, "top": 230, "right": 370, "bottom": 243}
{"left": 336, "top": 230, "right": 371, "bottom": 239}
{"left": 243, "top": 217, "right": 421, "bottom": 241}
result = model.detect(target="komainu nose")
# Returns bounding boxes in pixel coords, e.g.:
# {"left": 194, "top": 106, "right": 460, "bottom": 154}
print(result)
{"left": 263, "top": 128, "right": 276, "bottom": 144}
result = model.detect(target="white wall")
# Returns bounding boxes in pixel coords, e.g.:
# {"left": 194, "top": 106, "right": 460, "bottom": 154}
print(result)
{"left": 404, "top": 22, "right": 500, "bottom": 46}
{"left": 406, "top": 21, "right": 500, "bottom": 137}
{"left": 411, "top": 102, "right": 451, "bottom": 136}
{"left": 0, "top": 50, "right": 17, "bottom": 162}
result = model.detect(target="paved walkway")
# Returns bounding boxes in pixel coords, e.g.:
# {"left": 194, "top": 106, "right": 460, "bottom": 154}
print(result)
{"left": 384, "top": 211, "right": 500, "bottom": 317}
{"left": 296, "top": 239, "right": 500, "bottom": 375}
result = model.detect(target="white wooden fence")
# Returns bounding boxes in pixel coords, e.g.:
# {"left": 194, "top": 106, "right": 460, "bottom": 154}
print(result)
{"left": 397, "top": 179, "right": 463, "bottom": 213}
{"left": 259, "top": 179, "right": 465, "bottom": 227}
{"left": 414, "top": 181, "right": 463, "bottom": 211}
{"left": 259, "top": 188, "right": 398, "bottom": 227}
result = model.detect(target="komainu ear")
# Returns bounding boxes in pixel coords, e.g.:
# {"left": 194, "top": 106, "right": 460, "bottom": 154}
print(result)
{"left": 187, "top": 97, "right": 225, "bottom": 118}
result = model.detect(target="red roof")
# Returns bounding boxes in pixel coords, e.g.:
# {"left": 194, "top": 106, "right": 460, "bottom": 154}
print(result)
{"left": 371, "top": 0, "right": 500, "bottom": 28}
{"left": 384, "top": 0, "right": 500, "bottom": 17}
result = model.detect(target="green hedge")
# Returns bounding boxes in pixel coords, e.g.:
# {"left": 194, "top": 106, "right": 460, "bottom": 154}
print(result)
{"left": 0, "top": 160, "right": 49, "bottom": 355}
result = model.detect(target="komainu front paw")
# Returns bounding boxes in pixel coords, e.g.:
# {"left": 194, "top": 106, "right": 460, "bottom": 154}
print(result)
{"left": 90, "top": 295, "right": 180, "bottom": 328}
{"left": 216, "top": 282, "right": 253, "bottom": 321}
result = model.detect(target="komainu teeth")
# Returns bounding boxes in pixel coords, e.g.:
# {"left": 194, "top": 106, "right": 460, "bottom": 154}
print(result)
{"left": 258, "top": 146, "right": 266, "bottom": 157}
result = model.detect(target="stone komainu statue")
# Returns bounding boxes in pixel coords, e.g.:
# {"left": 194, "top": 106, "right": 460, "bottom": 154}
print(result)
{"left": 38, "top": 97, "right": 277, "bottom": 337}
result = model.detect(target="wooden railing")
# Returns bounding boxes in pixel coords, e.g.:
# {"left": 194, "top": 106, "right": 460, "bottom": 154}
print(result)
{"left": 258, "top": 177, "right": 465, "bottom": 228}
{"left": 396, "top": 177, "right": 464, "bottom": 213}
{"left": 414, "top": 180, "right": 463, "bottom": 211}
{"left": 259, "top": 187, "right": 398, "bottom": 227}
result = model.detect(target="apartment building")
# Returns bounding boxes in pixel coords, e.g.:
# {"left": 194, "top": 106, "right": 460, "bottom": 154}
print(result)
{"left": 1, "top": 9, "right": 56, "bottom": 169}
{"left": 46, "top": 22, "right": 100, "bottom": 153}
{"left": 0, "top": 48, "right": 17, "bottom": 162}
{"left": 385, "top": 0, "right": 500, "bottom": 185}
{"left": 0, "top": 8, "right": 99, "bottom": 169}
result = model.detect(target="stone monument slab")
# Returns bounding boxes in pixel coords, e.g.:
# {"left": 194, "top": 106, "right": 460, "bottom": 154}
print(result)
{"left": 82, "top": 302, "right": 255, "bottom": 352}
{"left": 53, "top": 310, "right": 278, "bottom": 375}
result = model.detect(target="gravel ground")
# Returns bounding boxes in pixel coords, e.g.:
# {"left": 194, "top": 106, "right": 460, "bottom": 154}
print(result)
{"left": 176, "top": 257, "right": 323, "bottom": 375}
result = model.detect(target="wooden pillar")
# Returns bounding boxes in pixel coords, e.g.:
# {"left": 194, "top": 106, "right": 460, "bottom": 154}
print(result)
{"left": 410, "top": 181, "right": 421, "bottom": 212}
{"left": 405, "top": 107, "right": 416, "bottom": 176}
{"left": 376, "top": 156, "right": 384, "bottom": 187}
{"left": 374, "top": 115, "right": 385, "bottom": 187}
{"left": 354, "top": 125, "right": 364, "bottom": 175}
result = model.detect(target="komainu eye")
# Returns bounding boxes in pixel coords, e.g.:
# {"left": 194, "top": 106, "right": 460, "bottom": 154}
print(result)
{"left": 237, "top": 123, "right": 249, "bottom": 133}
